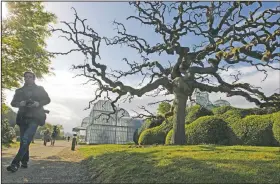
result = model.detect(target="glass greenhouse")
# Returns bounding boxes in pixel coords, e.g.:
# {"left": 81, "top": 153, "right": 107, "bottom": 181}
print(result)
{"left": 86, "top": 100, "right": 144, "bottom": 144}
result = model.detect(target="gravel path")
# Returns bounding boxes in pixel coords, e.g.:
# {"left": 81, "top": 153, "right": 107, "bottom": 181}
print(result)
{"left": 2, "top": 140, "right": 92, "bottom": 183}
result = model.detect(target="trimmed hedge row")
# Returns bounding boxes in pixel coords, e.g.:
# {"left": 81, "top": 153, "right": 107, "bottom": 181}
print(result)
{"left": 166, "top": 116, "right": 231, "bottom": 145}
{"left": 231, "top": 114, "right": 275, "bottom": 146}
{"left": 135, "top": 104, "right": 280, "bottom": 146}
{"left": 213, "top": 106, "right": 278, "bottom": 118}
{"left": 136, "top": 105, "right": 212, "bottom": 145}
{"left": 167, "top": 112, "right": 280, "bottom": 146}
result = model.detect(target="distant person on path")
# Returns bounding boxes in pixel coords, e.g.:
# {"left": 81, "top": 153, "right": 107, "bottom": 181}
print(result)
{"left": 43, "top": 128, "right": 52, "bottom": 146}
{"left": 67, "top": 136, "right": 70, "bottom": 142}
{"left": 7, "top": 71, "right": 51, "bottom": 173}
{"left": 51, "top": 125, "right": 59, "bottom": 146}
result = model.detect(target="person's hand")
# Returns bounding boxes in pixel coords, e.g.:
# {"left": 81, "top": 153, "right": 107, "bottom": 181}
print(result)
{"left": 30, "top": 101, "right": 40, "bottom": 108}
{"left": 19, "top": 101, "right": 26, "bottom": 107}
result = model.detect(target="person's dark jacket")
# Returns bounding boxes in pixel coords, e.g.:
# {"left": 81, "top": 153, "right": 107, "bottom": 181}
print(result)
{"left": 11, "top": 84, "right": 51, "bottom": 126}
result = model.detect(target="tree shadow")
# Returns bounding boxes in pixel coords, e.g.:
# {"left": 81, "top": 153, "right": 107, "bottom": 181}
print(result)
{"left": 82, "top": 149, "right": 280, "bottom": 183}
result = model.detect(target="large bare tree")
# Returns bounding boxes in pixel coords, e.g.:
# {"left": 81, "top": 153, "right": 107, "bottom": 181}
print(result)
{"left": 51, "top": 2, "right": 280, "bottom": 145}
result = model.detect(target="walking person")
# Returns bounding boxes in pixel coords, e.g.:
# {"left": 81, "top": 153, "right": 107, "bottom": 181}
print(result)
{"left": 7, "top": 71, "right": 51, "bottom": 173}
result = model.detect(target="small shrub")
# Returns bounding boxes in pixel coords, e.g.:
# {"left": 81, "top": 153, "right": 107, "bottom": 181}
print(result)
{"left": 185, "top": 105, "right": 213, "bottom": 124}
{"left": 186, "top": 116, "right": 231, "bottom": 145}
{"left": 1, "top": 119, "right": 16, "bottom": 144}
{"left": 133, "top": 118, "right": 163, "bottom": 144}
{"left": 138, "top": 117, "right": 173, "bottom": 145}
{"left": 232, "top": 114, "right": 275, "bottom": 146}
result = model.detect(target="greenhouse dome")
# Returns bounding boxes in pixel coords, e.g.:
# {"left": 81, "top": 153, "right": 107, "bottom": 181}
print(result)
{"left": 213, "top": 98, "right": 231, "bottom": 107}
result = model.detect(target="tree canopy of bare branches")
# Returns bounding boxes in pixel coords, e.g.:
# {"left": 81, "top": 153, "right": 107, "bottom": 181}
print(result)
{"left": 51, "top": 2, "right": 280, "bottom": 145}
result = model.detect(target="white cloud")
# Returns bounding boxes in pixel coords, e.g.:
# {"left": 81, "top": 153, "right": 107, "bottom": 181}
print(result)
{"left": 209, "top": 65, "right": 280, "bottom": 108}
{"left": 36, "top": 70, "right": 97, "bottom": 100}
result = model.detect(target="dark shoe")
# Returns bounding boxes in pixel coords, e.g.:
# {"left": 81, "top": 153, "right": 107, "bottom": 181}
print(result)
{"left": 7, "top": 164, "right": 19, "bottom": 172}
{"left": 21, "top": 162, "right": 28, "bottom": 168}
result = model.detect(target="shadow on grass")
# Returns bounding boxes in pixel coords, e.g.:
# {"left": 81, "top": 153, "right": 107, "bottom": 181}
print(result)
{"left": 83, "top": 149, "right": 280, "bottom": 183}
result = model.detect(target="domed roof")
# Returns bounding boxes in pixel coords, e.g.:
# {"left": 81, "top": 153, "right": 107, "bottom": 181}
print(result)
{"left": 213, "top": 97, "right": 231, "bottom": 107}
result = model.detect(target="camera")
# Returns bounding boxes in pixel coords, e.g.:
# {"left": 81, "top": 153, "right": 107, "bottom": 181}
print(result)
{"left": 26, "top": 99, "right": 34, "bottom": 107}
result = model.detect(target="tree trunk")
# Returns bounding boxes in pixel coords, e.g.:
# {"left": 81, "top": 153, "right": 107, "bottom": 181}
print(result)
{"left": 172, "top": 93, "right": 188, "bottom": 145}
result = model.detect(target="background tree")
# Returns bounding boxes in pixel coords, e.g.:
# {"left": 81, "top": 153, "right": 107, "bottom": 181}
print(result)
{"left": 34, "top": 123, "right": 64, "bottom": 140}
{"left": 1, "top": 2, "right": 56, "bottom": 143}
{"left": 34, "top": 123, "right": 53, "bottom": 139}
{"left": 1, "top": 106, "right": 17, "bottom": 126}
{"left": 52, "top": 2, "right": 280, "bottom": 145}
{"left": 1, "top": 2, "right": 56, "bottom": 90}
{"left": 157, "top": 102, "right": 172, "bottom": 116}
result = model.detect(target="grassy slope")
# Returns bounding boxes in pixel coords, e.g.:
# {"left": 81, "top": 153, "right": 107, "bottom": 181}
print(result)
{"left": 79, "top": 144, "right": 280, "bottom": 183}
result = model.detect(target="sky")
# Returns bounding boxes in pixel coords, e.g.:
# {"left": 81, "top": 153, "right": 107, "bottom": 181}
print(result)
{"left": 2, "top": 2, "right": 280, "bottom": 134}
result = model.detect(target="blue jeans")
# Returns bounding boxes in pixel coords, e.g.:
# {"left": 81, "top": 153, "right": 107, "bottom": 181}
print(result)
{"left": 12, "top": 119, "right": 38, "bottom": 166}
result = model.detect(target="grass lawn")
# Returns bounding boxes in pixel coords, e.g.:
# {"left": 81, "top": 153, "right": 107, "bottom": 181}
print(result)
{"left": 2, "top": 138, "right": 42, "bottom": 149}
{"left": 2, "top": 141, "right": 20, "bottom": 149}
{"left": 79, "top": 144, "right": 280, "bottom": 183}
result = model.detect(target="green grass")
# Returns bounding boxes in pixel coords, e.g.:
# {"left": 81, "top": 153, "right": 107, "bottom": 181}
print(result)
{"left": 79, "top": 144, "right": 280, "bottom": 183}
{"left": 2, "top": 138, "right": 42, "bottom": 149}
{"left": 2, "top": 141, "right": 20, "bottom": 149}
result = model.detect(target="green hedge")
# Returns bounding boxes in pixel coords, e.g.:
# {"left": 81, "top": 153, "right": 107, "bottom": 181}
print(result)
{"left": 215, "top": 108, "right": 278, "bottom": 145}
{"left": 133, "top": 117, "right": 164, "bottom": 144}
{"left": 213, "top": 106, "right": 275, "bottom": 119}
{"left": 165, "top": 129, "right": 174, "bottom": 145}
{"left": 272, "top": 111, "right": 280, "bottom": 145}
{"left": 212, "top": 106, "right": 236, "bottom": 115}
{"left": 231, "top": 114, "right": 275, "bottom": 146}
{"left": 138, "top": 117, "right": 173, "bottom": 145}
{"left": 185, "top": 105, "right": 213, "bottom": 124}
{"left": 186, "top": 116, "right": 231, "bottom": 145}
{"left": 166, "top": 116, "right": 231, "bottom": 145}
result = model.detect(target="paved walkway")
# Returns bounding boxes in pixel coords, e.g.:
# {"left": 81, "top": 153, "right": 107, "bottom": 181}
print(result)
{"left": 2, "top": 140, "right": 92, "bottom": 183}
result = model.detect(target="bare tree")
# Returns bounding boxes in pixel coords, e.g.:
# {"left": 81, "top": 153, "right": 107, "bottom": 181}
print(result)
{"left": 51, "top": 2, "right": 280, "bottom": 145}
